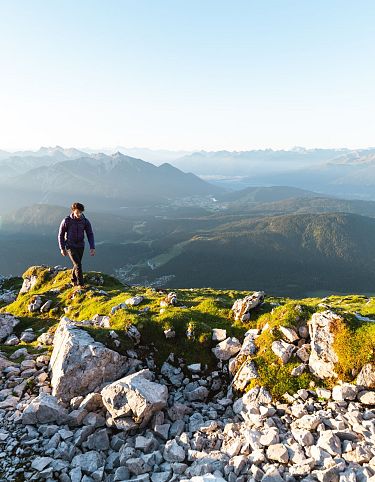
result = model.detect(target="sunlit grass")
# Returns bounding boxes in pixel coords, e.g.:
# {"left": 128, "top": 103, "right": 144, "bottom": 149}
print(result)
{"left": 1, "top": 265, "right": 374, "bottom": 399}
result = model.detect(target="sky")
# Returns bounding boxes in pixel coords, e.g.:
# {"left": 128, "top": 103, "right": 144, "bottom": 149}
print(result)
{"left": 0, "top": 0, "right": 374, "bottom": 151}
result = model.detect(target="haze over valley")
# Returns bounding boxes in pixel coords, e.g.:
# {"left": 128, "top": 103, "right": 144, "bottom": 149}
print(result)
{"left": 1, "top": 145, "right": 375, "bottom": 296}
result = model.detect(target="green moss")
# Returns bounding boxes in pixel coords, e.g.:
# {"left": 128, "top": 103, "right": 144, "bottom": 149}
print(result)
{"left": 332, "top": 317, "right": 375, "bottom": 380}
{"left": 247, "top": 357, "right": 312, "bottom": 398}
{"left": 256, "top": 302, "right": 312, "bottom": 331}
{"left": 237, "top": 302, "right": 316, "bottom": 398}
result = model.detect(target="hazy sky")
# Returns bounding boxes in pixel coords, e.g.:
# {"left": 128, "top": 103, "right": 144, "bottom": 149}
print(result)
{"left": 0, "top": 0, "right": 374, "bottom": 151}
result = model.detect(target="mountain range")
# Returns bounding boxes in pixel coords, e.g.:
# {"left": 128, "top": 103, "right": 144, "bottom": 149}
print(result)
{"left": 239, "top": 150, "right": 375, "bottom": 200}
{"left": 171, "top": 148, "right": 375, "bottom": 199}
{"left": 3, "top": 146, "right": 375, "bottom": 201}
{"left": 0, "top": 151, "right": 220, "bottom": 214}
{"left": 171, "top": 147, "right": 352, "bottom": 176}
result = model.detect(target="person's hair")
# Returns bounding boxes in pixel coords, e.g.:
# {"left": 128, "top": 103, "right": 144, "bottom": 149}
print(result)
{"left": 71, "top": 202, "right": 85, "bottom": 212}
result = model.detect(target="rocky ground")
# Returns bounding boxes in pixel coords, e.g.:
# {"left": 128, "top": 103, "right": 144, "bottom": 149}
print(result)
{"left": 0, "top": 267, "right": 374, "bottom": 481}
{"left": 1, "top": 341, "right": 375, "bottom": 482}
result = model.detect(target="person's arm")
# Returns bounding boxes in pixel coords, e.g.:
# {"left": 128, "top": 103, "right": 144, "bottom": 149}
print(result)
{"left": 58, "top": 219, "right": 67, "bottom": 256}
{"left": 85, "top": 219, "right": 96, "bottom": 255}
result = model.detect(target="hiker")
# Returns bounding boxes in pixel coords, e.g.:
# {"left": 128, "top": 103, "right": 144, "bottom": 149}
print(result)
{"left": 58, "top": 202, "right": 95, "bottom": 288}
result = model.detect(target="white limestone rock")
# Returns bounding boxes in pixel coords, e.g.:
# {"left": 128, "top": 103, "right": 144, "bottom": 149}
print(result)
{"left": 357, "top": 390, "right": 375, "bottom": 405}
{"left": 291, "top": 414, "right": 321, "bottom": 431}
{"left": 4, "top": 334, "right": 19, "bottom": 346}
{"left": 316, "top": 430, "right": 342, "bottom": 456}
{"left": 19, "top": 272, "right": 39, "bottom": 293}
{"left": 231, "top": 291, "right": 265, "bottom": 321}
{"left": 91, "top": 314, "right": 110, "bottom": 328}
{"left": 126, "top": 324, "right": 141, "bottom": 344}
{"left": 0, "top": 290, "right": 17, "bottom": 304}
{"left": 266, "top": 443, "right": 289, "bottom": 463}
{"left": 22, "top": 394, "right": 68, "bottom": 425}
{"left": 125, "top": 295, "right": 144, "bottom": 306}
{"left": 110, "top": 302, "right": 127, "bottom": 314}
{"left": 79, "top": 392, "right": 104, "bottom": 412}
{"left": 238, "top": 333, "right": 258, "bottom": 357}
{"left": 164, "top": 328, "right": 175, "bottom": 339}
{"left": 101, "top": 369, "right": 168, "bottom": 426}
{"left": 0, "top": 313, "right": 19, "bottom": 342}
{"left": 185, "top": 386, "right": 209, "bottom": 402}
{"left": 296, "top": 344, "right": 310, "bottom": 362}
{"left": 20, "top": 330, "right": 36, "bottom": 343}
{"left": 241, "top": 386, "right": 272, "bottom": 408}
{"left": 163, "top": 439, "right": 186, "bottom": 463}
{"left": 40, "top": 300, "right": 53, "bottom": 313}
{"left": 9, "top": 347, "right": 28, "bottom": 359}
{"left": 187, "top": 363, "right": 201, "bottom": 374}
{"left": 332, "top": 383, "right": 358, "bottom": 401}
{"left": 185, "top": 477, "right": 227, "bottom": 482}
{"left": 357, "top": 363, "right": 375, "bottom": 389}
{"left": 50, "top": 317, "right": 128, "bottom": 402}
{"left": 212, "top": 337, "right": 241, "bottom": 360}
{"left": 31, "top": 457, "right": 53, "bottom": 472}
{"left": 37, "top": 331, "right": 54, "bottom": 346}
{"left": 212, "top": 328, "right": 226, "bottom": 341}
{"left": 291, "top": 364, "right": 306, "bottom": 376}
{"left": 165, "top": 292, "right": 178, "bottom": 306}
{"left": 279, "top": 326, "right": 299, "bottom": 342}
{"left": 232, "top": 360, "right": 258, "bottom": 390}
{"left": 271, "top": 339, "right": 295, "bottom": 364}
{"left": 28, "top": 295, "right": 43, "bottom": 312}
{"left": 292, "top": 428, "right": 315, "bottom": 446}
{"left": 308, "top": 310, "right": 340, "bottom": 379}
{"left": 259, "top": 427, "right": 279, "bottom": 446}
{"left": 316, "top": 388, "right": 332, "bottom": 400}
{"left": 71, "top": 451, "right": 105, "bottom": 474}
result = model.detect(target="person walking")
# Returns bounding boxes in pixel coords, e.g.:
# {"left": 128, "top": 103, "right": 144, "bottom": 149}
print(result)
{"left": 58, "top": 202, "right": 95, "bottom": 288}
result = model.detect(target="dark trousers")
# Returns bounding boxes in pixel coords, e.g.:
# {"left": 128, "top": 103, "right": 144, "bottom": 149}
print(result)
{"left": 67, "top": 247, "right": 85, "bottom": 286}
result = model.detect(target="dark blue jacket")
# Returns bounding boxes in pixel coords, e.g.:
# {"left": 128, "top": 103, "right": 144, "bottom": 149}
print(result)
{"left": 58, "top": 214, "right": 95, "bottom": 250}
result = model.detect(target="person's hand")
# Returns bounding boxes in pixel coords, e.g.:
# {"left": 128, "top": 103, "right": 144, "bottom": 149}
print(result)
{"left": 90, "top": 249, "right": 96, "bottom": 256}
{"left": 60, "top": 249, "right": 67, "bottom": 257}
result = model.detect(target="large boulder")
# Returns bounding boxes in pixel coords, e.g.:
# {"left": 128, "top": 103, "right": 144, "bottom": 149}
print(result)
{"left": 50, "top": 317, "right": 128, "bottom": 402}
{"left": 308, "top": 311, "right": 339, "bottom": 379}
{"left": 0, "top": 313, "right": 20, "bottom": 342}
{"left": 101, "top": 369, "right": 168, "bottom": 426}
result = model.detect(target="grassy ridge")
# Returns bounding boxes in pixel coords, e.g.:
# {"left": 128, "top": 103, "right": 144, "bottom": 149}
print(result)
{"left": 1, "top": 266, "right": 374, "bottom": 398}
